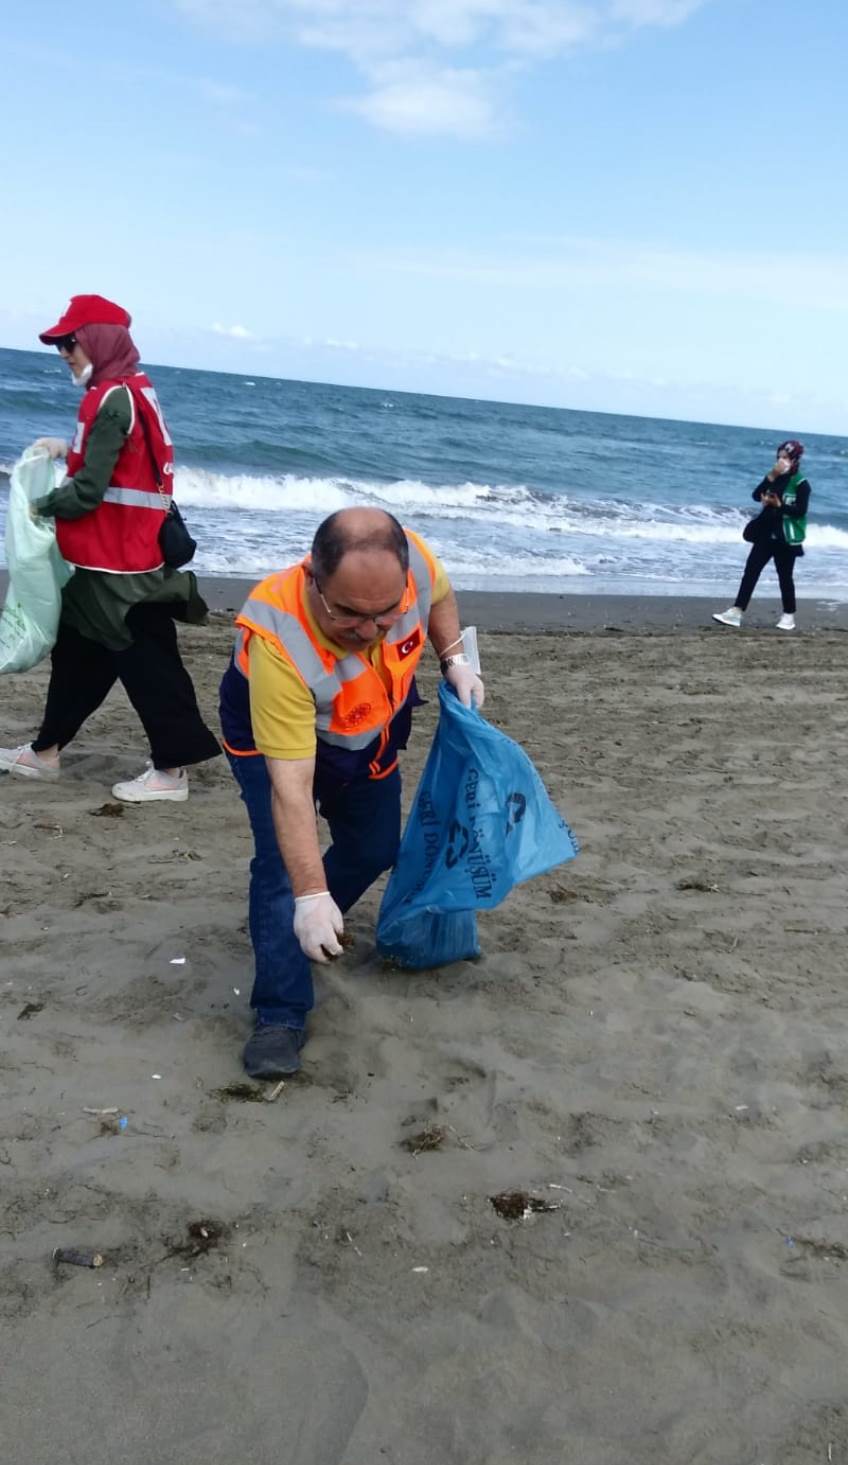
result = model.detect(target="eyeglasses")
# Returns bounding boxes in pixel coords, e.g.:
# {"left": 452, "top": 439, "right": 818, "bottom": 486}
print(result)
{"left": 54, "top": 335, "right": 77, "bottom": 354}
{"left": 313, "top": 578, "right": 404, "bottom": 629}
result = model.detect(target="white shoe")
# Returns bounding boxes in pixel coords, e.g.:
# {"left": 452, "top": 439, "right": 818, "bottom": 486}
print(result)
{"left": 0, "top": 744, "right": 60, "bottom": 781}
{"left": 776, "top": 613, "right": 796, "bottom": 631}
{"left": 112, "top": 764, "right": 188, "bottom": 803}
{"left": 712, "top": 607, "right": 742, "bottom": 628}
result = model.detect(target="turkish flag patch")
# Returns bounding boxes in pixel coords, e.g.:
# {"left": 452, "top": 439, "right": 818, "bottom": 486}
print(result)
{"left": 396, "top": 627, "right": 422, "bottom": 659}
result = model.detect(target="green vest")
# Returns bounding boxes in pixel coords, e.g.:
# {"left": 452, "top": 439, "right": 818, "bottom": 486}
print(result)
{"left": 781, "top": 473, "right": 807, "bottom": 546}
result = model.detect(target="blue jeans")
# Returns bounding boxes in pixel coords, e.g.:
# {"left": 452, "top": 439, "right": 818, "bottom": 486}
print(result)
{"left": 226, "top": 753, "right": 402, "bottom": 1029}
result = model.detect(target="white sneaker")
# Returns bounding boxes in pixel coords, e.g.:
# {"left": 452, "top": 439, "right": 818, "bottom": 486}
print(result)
{"left": 776, "top": 613, "right": 796, "bottom": 631}
{"left": 712, "top": 607, "right": 742, "bottom": 628}
{"left": 112, "top": 764, "right": 188, "bottom": 803}
{"left": 0, "top": 744, "right": 60, "bottom": 781}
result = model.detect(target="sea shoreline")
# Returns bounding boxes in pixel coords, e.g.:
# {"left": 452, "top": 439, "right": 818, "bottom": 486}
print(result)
{"left": 200, "top": 577, "right": 848, "bottom": 633}
{"left": 2, "top": 569, "right": 847, "bottom": 632}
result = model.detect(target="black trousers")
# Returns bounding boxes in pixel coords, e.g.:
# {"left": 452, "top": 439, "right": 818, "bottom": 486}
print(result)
{"left": 32, "top": 606, "right": 221, "bottom": 770}
{"left": 735, "top": 539, "right": 798, "bottom": 614}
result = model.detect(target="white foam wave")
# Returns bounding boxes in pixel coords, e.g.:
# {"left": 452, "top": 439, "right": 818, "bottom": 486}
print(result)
{"left": 806, "top": 525, "right": 848, "bottom": 549}
{"left": 442, "top": 548, "right": 590, "bottom": 579}
{"left": 174, "top": 465, "right": 534, "bottom": 517}
{"left": 174, "top": 465, "right": 848, "bottom": 552}
{"left": 175, "top": 466, "right": 353, "bottom": 514}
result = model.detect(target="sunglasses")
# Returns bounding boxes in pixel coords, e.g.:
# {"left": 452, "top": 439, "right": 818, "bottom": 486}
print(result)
{"left": 53, "top": 334, "right": 78, "bottom": 353}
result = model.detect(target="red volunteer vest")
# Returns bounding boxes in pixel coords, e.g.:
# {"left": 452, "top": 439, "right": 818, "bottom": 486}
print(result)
{"left": 59, "top": 372, "right": 174, "bottom": 573}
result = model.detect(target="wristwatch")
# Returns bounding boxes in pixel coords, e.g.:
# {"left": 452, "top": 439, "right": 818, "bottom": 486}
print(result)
{"left": 440, "top": 652, "right": 470, "bottom": 675}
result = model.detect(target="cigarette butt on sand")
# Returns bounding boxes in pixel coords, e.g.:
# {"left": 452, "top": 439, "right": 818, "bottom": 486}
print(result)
{"left": 52, "top": 1247, "right": 104, "bottom": 1269}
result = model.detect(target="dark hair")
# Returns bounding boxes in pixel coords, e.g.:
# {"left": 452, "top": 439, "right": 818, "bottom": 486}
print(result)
{"left": 777, "top": 438, "right": 805, "bottom": 463}
{"left": 311, "top": 511, "right": 409, "bottom": 581}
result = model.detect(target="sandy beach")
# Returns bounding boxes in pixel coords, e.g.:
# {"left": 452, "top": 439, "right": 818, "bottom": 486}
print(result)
{"left": 3, "top": 588, "right": 848, "bottom": 1464}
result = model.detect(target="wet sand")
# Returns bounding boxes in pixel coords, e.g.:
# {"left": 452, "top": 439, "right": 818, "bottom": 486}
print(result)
{"left": 2, "top": 600, "right": 848, "bottom": 1463}
{"left": 198, "top": 575, "right": 848, "bottom": 633}
{"left": 3, "top": 570, "right": 848, "bottom": 632}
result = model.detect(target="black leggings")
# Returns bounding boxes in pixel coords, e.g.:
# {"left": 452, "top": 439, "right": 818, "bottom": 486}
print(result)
{"left": 735, "top": 540, "right": 799, "bottom": 614}
{"left": 32, "top": 606, "right": 221, "bottom": 770}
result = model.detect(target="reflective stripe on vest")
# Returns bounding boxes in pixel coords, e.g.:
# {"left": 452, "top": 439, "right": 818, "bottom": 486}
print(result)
{"left": 103, "top": 485, "right": 166, "bottom": 511}
{"left": 398, "top": 536, "right": 433, "bottom": 631}
{"left": 237, "top": 595, "right": 343, "bottom": 702}
{"left": 238, "top": 595, "right": 397, "bottom": 748}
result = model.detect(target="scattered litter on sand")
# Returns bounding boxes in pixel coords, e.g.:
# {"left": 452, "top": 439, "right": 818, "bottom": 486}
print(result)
{"left": 161, "top": 1221, "right": 226, "bottom": 1261}
{"left": 212, "top": 1082, "right": 267, "bottom": 1104}
{"left": 490, "top": 1190, "right": 561, "bottom": 1221}
{"left": 17, "top": 1002, "right": 44, "bottom": 1021}
{"left": 401, "top": 1124, "right": 447, "bottom": 1154}
{"left": 53, "top": 1247, "right": 104, "bottom": 1269}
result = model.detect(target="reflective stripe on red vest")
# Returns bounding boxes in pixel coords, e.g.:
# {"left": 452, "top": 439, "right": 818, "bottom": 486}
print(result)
{"left": 233, "top": 530, "right": 436, "bottom": 753}
{"left": 58, "top": 373, "right": 174, "bottom": 573}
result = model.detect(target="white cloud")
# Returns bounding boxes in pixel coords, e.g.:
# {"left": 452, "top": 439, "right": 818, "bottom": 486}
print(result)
{"left": 211, "top": 322, "right": 256, "bottom": 339}
{"left": 175, "top": 0, "right": 711, "bottom": 136}
{"left": 341, "top": 63, "right": 499, "bottom": 138}
{"left": 178, "top": 0, "right": 705, "bottom": 53}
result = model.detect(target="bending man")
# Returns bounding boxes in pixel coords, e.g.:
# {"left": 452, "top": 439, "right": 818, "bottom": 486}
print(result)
{"left": 219, "top": 507, "right": 484, "bottom": 1079}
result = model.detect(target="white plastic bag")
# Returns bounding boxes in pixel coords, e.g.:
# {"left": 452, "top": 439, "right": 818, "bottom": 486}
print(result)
{"left": 0, "top": 448, "right": 72, "bottom": 674}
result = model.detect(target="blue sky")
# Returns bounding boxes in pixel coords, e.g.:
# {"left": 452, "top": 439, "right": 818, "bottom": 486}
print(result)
{"left": 1, "top": 0, "right": 846, "bottom": 431}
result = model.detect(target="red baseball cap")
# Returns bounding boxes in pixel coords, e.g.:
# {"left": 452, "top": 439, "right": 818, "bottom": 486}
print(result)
{"left": 39, "top": 294, "right": 131, "bottom": 343}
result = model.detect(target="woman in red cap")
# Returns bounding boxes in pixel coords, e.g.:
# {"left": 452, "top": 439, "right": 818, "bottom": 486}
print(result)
{"left": 0, "top": 295, "right": 220, "bottom": 800}
{"left": 712, "top": 440, "right": 811, "bottom": 632}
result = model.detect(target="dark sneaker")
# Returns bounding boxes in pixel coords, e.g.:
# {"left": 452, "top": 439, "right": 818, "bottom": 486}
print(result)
{"left": 243, "top": 1024, "right": 306, "bottom": 1079}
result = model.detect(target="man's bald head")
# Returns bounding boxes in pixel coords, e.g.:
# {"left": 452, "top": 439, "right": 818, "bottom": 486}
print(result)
{"left": 311, "top": 508, "right": 409, "bottom": 582}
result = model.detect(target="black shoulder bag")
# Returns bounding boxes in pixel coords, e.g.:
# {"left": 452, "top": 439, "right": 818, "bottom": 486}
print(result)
{"left": 136, "top": 398, "right": 197, "bottom": 568}
{"left": 742, "top": 511, "right": 768, "bottom": 544}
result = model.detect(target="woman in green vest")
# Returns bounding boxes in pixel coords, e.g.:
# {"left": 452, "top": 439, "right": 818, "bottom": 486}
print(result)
{"left": 713, "top": 439, "right": 810, "bottom": 632}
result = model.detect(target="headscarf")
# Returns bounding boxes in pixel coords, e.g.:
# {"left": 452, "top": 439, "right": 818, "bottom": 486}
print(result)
{"left": 75, "top": 323, "right": 141, "bottom": 387}
{"left": 777, "top": 439, "right": 805, "bottom": 468}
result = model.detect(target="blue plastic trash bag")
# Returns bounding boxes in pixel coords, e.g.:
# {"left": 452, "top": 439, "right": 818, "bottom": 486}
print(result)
{"left": 377, "top": 682, "right": 579, "bottom": 969}
{"left": 0, "top": 448, "right": 71, "bottom": 674}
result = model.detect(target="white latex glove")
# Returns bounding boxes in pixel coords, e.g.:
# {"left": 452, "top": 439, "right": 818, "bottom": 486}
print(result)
{"left": 445, "top": 664, "right": 485, "bottom": 710}
{"left": 31, "top": 437, "right": 68, "bottom": 460}
{"left": 293, "top": 891, "right": 344, "bottom": 962}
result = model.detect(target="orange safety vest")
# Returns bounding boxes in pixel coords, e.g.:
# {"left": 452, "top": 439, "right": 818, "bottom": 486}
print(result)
{"left": 229, "top": 529, "right": 437, "bottom": 778}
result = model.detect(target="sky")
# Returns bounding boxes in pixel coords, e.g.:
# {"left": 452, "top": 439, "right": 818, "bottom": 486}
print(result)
{"left": 1, "top": 0, "right": 846, "bottom": 433}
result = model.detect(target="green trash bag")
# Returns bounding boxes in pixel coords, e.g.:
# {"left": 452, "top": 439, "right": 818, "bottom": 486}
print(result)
{"left": 0, "top": 448, "right": 72, "bottom": 674}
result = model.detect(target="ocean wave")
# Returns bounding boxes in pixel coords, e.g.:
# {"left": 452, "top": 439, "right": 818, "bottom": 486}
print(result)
{"left": 175, "top": 466, "right": 353, "bottom": 514}
{"left": 193, "top": 540, "right": 592, "bottom": 581}
{"left": 173, "top": 465, "right": 536, "bottom": 515}
{"left": 5, "top": 457, "right": 848, "bottom": 557}
{"left": 172, "top": 466, "right": 848, "bottom": 551}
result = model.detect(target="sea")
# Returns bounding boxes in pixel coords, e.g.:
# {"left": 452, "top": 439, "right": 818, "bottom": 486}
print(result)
{"left": 2, "top": 346, "right": 847, "bottom": 599}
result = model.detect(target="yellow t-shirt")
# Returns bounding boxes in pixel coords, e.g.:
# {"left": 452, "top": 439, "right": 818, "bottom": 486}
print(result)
{"left": 249, "top": 552, "right": 450, "bottom": 760}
